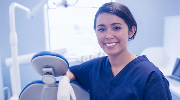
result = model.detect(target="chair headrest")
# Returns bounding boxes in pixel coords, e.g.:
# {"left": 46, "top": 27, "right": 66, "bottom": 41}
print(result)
{"left": 31, "top": 51, "right": 69, "bottom": 77}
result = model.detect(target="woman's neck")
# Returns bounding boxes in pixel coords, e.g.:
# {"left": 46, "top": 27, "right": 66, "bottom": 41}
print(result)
{"left": 108, "top": 48, "right": 137, "bottom": 77}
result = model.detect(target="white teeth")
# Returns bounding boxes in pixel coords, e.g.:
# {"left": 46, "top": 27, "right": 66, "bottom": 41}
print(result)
{"left": 106, "top": 43, "right": 117, "bottom": 46}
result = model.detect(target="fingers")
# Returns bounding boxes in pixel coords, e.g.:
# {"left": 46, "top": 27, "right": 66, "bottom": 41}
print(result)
{"left": 69, "top": 84, "right": 76, "bottom": 100}
{"left": 58, "top": 96, "right": 70, "bottom": 100}
{"left": 57, "top": 76, "right": 76, "bottom": 100}
{"left": 70, "top": 90, "right": 76, "bottom": 100}
{"left": 60, "top": 76, "right": 70, "bottom": 82}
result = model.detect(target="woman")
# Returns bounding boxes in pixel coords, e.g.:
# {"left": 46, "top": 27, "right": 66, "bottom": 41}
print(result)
{"left": 57, "top": 2, "right": 172, "bottom": 100}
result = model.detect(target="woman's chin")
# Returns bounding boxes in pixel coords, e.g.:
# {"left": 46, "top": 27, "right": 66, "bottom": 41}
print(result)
{"left": 105, "top": 51, "right": 118, "bottom": 56}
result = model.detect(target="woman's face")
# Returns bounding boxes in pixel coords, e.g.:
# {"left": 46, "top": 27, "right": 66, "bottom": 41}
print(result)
{"left": 95, "top": 13, "right": 134, "bottom": 56}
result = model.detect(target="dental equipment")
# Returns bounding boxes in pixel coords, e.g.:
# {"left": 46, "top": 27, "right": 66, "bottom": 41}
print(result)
{"left": 8, "top": 0, "right": 78, "bottom": 99}
{"left": 8, "top": 0, "right": 49, "bottom": 98}
{"left": 52, "top": 0, "right": 78, "bottom": 7}
{"left": 4, "top": 87, "right": 11, "bottom": 100}
{"left": 19, "top": 51, "right": 89, "bottom": 100}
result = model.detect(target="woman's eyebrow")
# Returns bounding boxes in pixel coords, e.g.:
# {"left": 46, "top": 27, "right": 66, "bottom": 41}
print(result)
{"left": 96, "top": 23, "right": 122, "bottom": 27}
{"left": 111, "top": 23, "right": 122, "bottom": 25}
{"left": 96, "top": 24, "right": 105, "bottom": 27}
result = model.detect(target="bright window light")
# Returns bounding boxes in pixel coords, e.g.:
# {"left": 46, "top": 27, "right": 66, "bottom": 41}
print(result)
{"left": 48, "top": 0, "right": 112, "bottom": 57}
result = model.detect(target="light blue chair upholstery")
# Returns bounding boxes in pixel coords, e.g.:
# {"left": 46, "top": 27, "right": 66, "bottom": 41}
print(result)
{"left": 19, "top": 51, "right": 90, "bottom": 100}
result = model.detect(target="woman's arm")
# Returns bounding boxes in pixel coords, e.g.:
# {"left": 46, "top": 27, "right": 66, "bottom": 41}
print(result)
{"left": 143, "top": 72, "right": 172, "bottom": 100}
{"left": 64, "top": 70, "right": 76, "bottom": 81}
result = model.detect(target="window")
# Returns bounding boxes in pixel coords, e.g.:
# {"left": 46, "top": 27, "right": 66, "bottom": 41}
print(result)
{"left": 47, "top": 0, "right": 112, "bottom": 58}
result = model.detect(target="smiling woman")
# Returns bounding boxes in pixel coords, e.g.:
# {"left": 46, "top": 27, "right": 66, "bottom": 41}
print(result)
{"left": 57, "top": 2, "right": 172, "bottom": 100}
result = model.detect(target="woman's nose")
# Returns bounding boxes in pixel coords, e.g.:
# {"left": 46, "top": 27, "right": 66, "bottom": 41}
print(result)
{"left": 105, "top": 31, "right": 114, "bottom": 39}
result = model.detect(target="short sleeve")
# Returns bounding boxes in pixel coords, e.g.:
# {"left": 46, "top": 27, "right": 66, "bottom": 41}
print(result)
{"left": 69, "top": 60, "right": 94, "bottom": 90}
{"left": 143, "top": 71, "right": 172, "bottom": 100}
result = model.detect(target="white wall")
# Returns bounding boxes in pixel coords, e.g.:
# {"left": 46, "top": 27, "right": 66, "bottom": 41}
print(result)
{"left": 116, "top": 0, "right": 180, "bottom": 55}
{"left": 140, "top": 15, "right": 180, "bottom": 76}
{"left": 164, "top": 16, "right": 180, "bottom": 69}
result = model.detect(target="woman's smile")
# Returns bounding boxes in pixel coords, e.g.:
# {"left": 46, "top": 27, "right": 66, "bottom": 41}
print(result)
{"left": 104, "top": 42, "right": 118, "bottom": 48}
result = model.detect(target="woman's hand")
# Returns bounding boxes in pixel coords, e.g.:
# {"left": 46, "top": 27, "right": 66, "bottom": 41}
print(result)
{"left": 57, "top": 76, "right": 76, "bottom": 100}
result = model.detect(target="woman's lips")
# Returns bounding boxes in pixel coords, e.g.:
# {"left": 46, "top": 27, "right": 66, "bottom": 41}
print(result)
{"left": 104, "top": 42, "right": 118, "bottom": 47}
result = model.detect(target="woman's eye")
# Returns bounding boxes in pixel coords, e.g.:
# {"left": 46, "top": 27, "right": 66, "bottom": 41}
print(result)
{"left": 113, "top": 27, "right": 121, "bottom": 30}
{"left": 98, "top": 28, "right": 105, "bottom": 32}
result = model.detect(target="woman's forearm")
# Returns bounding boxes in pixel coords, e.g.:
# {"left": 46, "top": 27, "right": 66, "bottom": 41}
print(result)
{"left": 64, "top": 70, "right": 76, "bottom": 82}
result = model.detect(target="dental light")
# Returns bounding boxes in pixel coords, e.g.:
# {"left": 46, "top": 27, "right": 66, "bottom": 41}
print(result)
{"left": 52, "top": 0, "right": 78, "bottom": 7}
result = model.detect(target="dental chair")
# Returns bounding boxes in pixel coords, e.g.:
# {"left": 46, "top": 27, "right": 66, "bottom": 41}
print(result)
{"left": 19, "top": 51, "right": 90, "bottom": 100}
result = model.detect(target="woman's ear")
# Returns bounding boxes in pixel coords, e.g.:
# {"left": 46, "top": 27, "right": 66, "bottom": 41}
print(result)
{"left": 128, "top": 26, "right": 136, "bottom": 39}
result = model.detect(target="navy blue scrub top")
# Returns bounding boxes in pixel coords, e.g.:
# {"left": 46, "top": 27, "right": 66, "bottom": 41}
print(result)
{"left": 69, "top": 55, "right": 172, "bottom": 100}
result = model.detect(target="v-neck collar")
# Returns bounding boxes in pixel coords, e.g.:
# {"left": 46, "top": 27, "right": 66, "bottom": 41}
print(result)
{"left": 104, "top": 55, "right": 148, "bottom": 82}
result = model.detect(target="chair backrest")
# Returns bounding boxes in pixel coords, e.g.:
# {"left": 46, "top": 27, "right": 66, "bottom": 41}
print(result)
{"left": 19, "top": 51, "right": 90, "bottom": 100}
{"left": 19, "top": 80, "right": 90, "bottom": 100}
